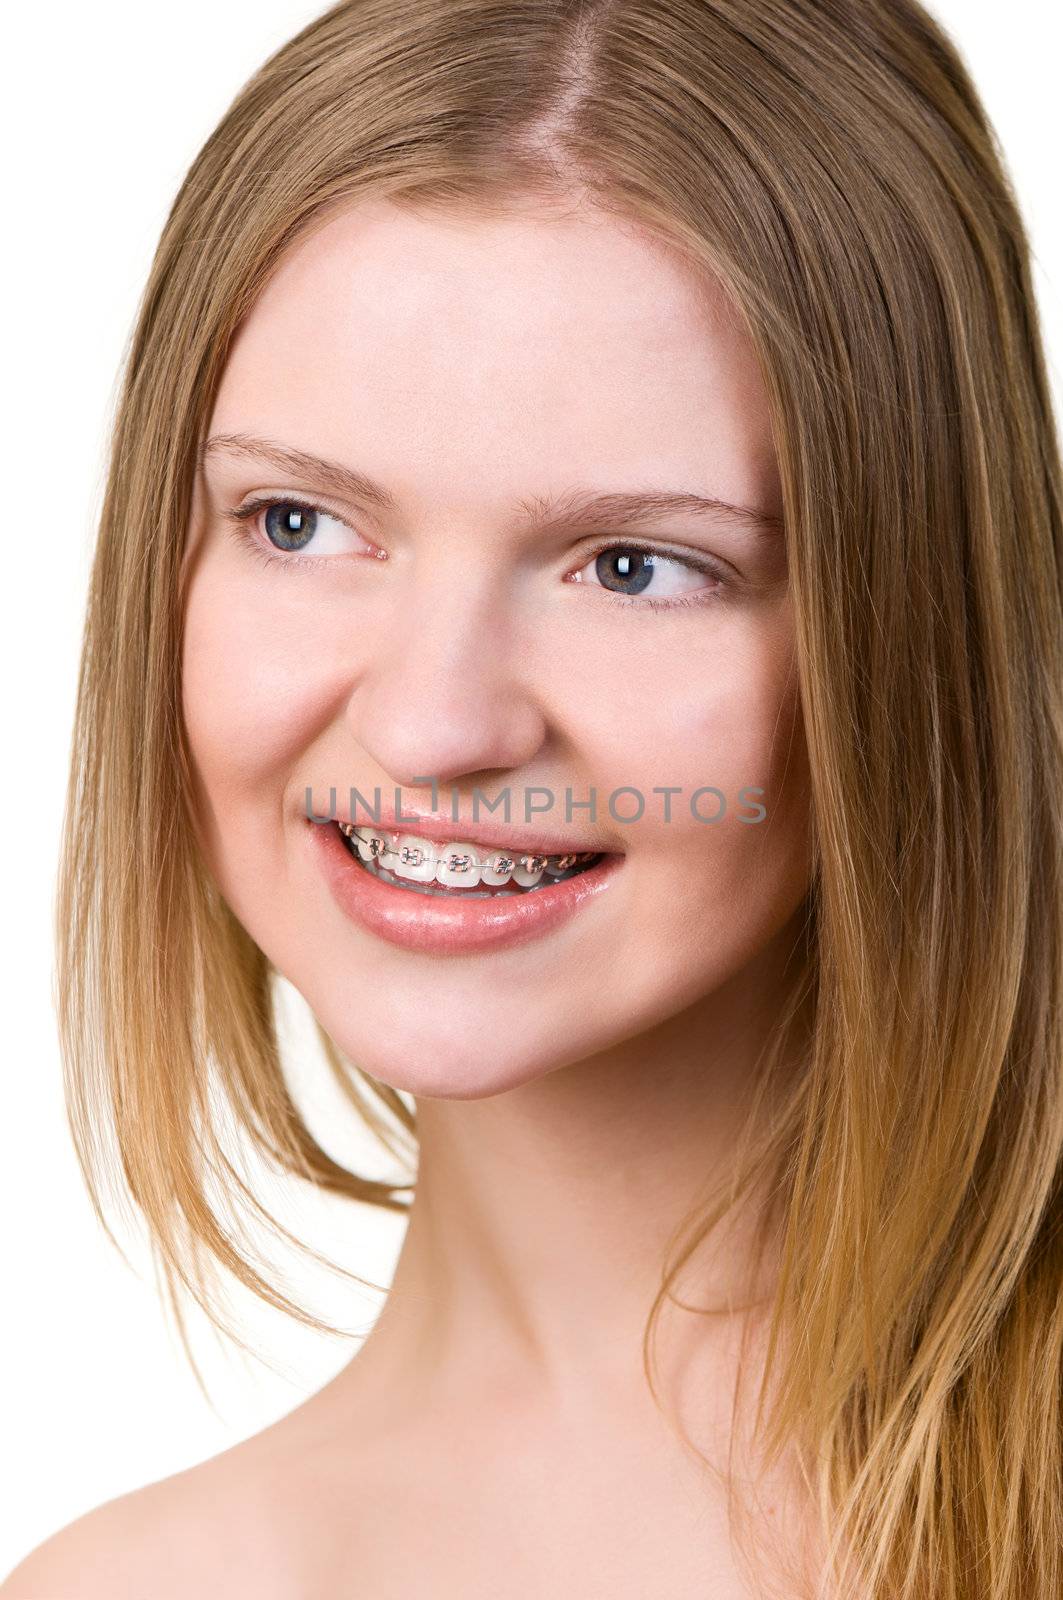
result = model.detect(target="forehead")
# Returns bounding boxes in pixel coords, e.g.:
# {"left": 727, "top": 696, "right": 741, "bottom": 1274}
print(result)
{"left": 208, "top": 196, "right": 780, "bottom": 518}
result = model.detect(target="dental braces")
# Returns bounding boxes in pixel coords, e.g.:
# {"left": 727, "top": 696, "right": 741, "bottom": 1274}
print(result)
{"left": 337, "top": 821, "right": 593, "bottom": 879}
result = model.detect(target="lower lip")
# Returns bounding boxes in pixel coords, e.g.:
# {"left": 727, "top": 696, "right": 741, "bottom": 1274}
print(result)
{"left": 309, "top": 820, "right": 624, "bottom": 956}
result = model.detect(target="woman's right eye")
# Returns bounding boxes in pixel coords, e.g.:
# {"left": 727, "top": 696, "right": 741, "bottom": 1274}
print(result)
{"left": 260, "top": 499, "right": 361, "bottom": 554}
{"left": 226, "top": 496, "right": 370, "bottom": 560}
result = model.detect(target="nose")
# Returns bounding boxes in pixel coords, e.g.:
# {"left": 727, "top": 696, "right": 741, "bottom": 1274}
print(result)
{"left": 346, "top": 569, "right": 549, "bottom": 789}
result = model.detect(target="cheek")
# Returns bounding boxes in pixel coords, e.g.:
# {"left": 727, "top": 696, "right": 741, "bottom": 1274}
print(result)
{"left": 573, "top": 605, "right": 806, "bottom": 831}
{"left": 665, "top": 622, "right": 809, "bottom": 875}
{"left": 669, "top": 626, "right": 807, "bottom": 835}
{"left": 180, "top": 559, "right": 346, "bottom": 918}
{"left": 670, "top": 655, "right": 811, "bottom": 963}
{"left": 181, "top": 560, "right": 334, "bottom": 799}
{"left": 578, "top": 613, "right": 811, "bottom": 984}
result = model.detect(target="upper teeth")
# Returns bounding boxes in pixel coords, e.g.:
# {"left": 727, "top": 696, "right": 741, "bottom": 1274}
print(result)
{"left": 337, "top": 824, "right": 596, "bottom": 889}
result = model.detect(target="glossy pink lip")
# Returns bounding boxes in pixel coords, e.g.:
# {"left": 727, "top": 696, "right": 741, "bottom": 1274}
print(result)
{"left": 309, "top": 818, "right": 624, "bottom": 956}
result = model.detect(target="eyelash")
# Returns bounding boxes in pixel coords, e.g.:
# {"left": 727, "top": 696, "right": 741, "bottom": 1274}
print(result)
{"left": 221, "top": 496, "right": 731, "bottom": 612}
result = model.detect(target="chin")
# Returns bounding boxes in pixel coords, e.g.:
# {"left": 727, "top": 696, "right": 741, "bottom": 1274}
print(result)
{"left": 302, "top": 992, "right": 571, "bottom": 1101}
{"left": 347, "top": 1045, "right": 562, "bottom": 1102}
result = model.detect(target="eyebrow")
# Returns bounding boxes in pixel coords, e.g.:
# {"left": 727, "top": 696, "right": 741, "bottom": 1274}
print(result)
{"left": 200, "top": 432, "right": 784, "bottom": 538}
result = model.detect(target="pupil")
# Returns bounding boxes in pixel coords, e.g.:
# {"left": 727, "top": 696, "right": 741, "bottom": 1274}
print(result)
{"left": 596, "top": 547, "right": 654, "bottom": 595}
{"left": 264, "top": 503, "right": 317, "bottom": 550}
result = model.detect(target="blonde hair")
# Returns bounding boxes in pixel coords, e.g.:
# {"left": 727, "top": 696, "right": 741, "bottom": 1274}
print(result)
{"left": 57, "top": 2, "right": 1063, "bottom": 1595}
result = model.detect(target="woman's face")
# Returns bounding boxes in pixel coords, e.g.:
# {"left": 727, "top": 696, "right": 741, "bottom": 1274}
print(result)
{"left": 182, "top": 195, "right": 811, "bottom": 1097}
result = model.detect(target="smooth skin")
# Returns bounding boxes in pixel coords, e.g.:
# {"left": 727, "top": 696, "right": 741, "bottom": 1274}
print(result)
{"left": 5, "top": 195, "right": 822, "bottom": 1598}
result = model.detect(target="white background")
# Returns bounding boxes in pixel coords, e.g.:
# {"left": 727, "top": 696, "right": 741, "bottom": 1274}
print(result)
{"left": 2, "top": 0, "right": 1060, "bottom": 1577}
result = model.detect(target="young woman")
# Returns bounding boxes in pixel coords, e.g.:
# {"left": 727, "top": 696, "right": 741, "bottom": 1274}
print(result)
{"left": 5, "top": 1, "right": 1061, "bottom": 1596}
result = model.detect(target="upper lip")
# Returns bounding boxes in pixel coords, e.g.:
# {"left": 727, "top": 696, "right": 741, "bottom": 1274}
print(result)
{"left": 322, "top": 806, "right": 613, "bottom": 858}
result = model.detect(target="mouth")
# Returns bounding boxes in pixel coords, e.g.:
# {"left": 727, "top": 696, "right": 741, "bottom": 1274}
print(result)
{"left": 337, "top": 822, "right": 604, "bottom": 897}
{"left": 310, "top": 819, "right": 625, "bottom": 956}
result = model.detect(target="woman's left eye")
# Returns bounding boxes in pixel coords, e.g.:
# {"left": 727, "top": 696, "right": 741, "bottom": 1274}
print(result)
{"left": 227, "top": 497, "right": 366, "bottom": 558}
{"left": 573, "top": 545, "right": 725, "bottom": 607}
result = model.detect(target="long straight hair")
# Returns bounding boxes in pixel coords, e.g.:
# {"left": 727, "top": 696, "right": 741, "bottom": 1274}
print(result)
{"left": 56, "top": 2, "right": 1063, "bottom": 1595}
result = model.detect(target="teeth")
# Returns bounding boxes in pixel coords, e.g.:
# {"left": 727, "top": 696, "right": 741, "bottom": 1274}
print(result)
{"left": 363, "top": 860, "right": 508, "bottom": 898}
{"left": 435, "top": 841, "right": 482, "bottom": 889}
{"left": 512, "top": 853, "right": 547, "bottom": 887}
{"left": 337, "top": 823, "right": 599, "bottom": 892}
{"left": 393, "top": 834, "right": 438, "bottom": 883}
{"left": 480, "top": 850, "right": 517, "bottom": 886}
{"left": 347, "top": 826, "right": 397, "bottom": 864}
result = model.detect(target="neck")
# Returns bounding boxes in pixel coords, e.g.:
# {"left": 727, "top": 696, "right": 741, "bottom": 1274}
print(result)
{"left": 344, "top": 913, "right": 811, "bottom": 1432}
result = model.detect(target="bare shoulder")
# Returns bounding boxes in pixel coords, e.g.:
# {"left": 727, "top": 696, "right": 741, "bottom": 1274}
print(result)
{"left": 1, "top": 1484, "right": 167, "bottom": 1600}
{"left": 0, "top": 1441, "right": 298, "bottom": 1600}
